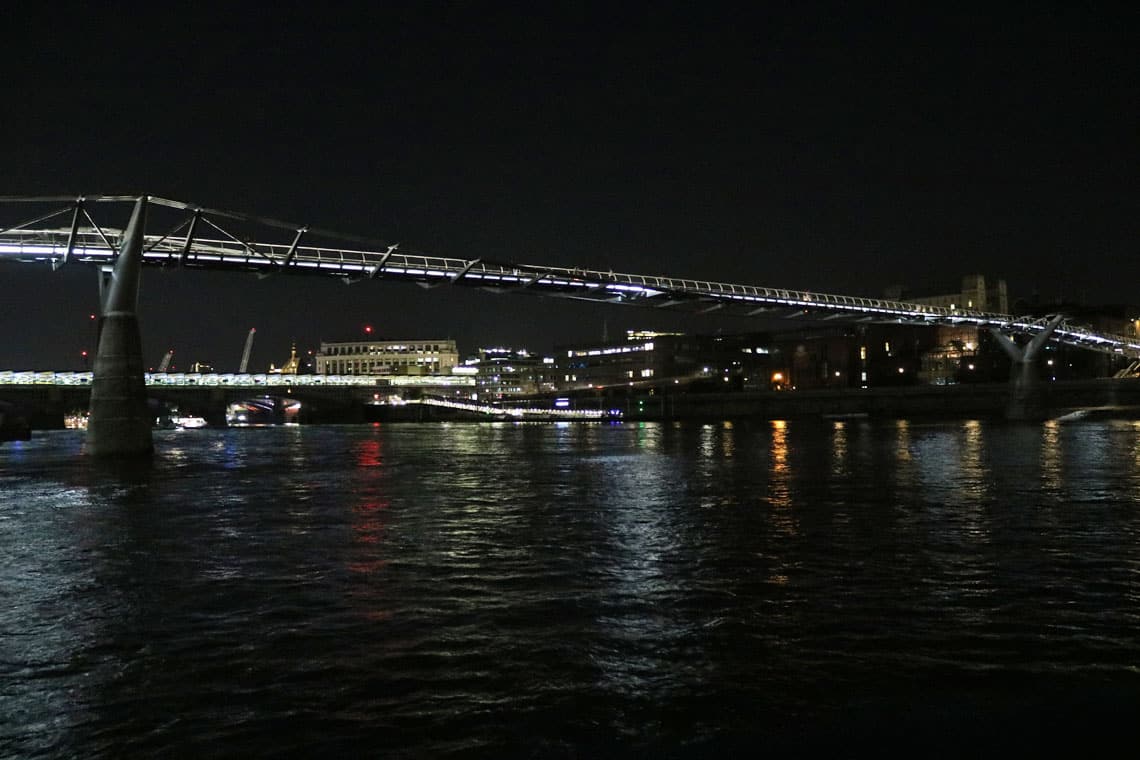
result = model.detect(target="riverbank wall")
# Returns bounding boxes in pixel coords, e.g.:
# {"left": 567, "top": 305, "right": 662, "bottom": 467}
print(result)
{"left": 7, "top": 378, "right": 1140, "bottom": 430}
{"left": 608, "top": 378, "right": 1140, "bottom": 422}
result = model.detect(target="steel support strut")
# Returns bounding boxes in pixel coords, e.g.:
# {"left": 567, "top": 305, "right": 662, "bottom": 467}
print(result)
{"left": 54, "top": 198, "right": 83, "bottom": 271}
{"left": 990, "top": 314, "right": 1065, "bottom": 420}
{"left": 86, "top": 196, "right": 153, "bottom": 456}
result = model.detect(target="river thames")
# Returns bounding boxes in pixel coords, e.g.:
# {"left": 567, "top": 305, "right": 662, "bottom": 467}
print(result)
{"left": 3, "top": 419, "right": 1140, "bottom": 757}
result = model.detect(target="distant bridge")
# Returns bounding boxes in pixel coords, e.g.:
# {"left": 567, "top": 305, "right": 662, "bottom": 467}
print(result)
{"left": 0, "top": 370, "right": 619, "bottom": 427}
{"left": 0, "top": 370, "right": 473, "bottom": 390}
{"left": 2, "top": 195, "right": 1138, "bottom": 358}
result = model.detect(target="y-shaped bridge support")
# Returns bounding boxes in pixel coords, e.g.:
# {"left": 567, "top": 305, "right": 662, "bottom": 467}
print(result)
{"left": 989, "top": 314, "right": 1065, "bottom": 421}
{"left": 86, "top": 196, "right": 152, "bottom": 456}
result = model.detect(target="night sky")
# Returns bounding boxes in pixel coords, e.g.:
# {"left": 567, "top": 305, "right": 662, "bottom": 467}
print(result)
{"left": 2, "top": 3, "right": 1136, "bottom": 371}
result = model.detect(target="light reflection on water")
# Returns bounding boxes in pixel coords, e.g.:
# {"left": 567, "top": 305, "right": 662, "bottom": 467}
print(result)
{"left": 830, "top": 420, "right": 848, "bottom": 478}
{"left": 1042, "top": 419, "right": 1063, "bottom": 494}
{"left": 3, "top": 420, "right": 1140, "bottom": 756}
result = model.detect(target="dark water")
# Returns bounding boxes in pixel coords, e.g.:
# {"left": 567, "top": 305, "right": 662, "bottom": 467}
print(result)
{"left": 3, "top": 419, "right": 1140, "bottom": 757}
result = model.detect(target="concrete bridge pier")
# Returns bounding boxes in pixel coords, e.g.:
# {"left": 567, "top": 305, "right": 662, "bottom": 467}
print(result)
{"left": 86, "top": 197, "right": 153, "bottom": 457}
{"left": 204, "top": 390, "right": 229, "bottom": 428}
{"left": 990, "top": 315, "right": 1064, "bottom": 421}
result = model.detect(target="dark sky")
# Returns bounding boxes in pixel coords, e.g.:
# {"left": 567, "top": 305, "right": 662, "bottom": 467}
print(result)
{"left": 2, "top": 3, "right": 1136, "bottom": 371}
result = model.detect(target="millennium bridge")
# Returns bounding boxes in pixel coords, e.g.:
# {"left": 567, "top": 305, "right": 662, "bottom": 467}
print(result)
{"left": 2, "top": 195, "right": 1137, "bottom": 454}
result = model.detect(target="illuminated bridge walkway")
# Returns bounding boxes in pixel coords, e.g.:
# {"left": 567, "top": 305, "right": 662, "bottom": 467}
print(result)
{"left": 2, "top": 195, "right": 1139, "bottom": 358}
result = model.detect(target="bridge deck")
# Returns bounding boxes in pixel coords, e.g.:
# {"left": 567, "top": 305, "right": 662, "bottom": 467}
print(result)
{"left": 3, "top": 195, "right": 1137, "bottom": 358}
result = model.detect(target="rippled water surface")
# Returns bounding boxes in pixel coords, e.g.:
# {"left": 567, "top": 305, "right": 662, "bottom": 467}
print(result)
{"left": 3, "top": 419, "right": 1140, "bottom": 757}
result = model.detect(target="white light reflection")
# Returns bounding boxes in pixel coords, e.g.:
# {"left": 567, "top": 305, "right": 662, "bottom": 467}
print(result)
{"left": 590, "top": 422, "right": 691, "bottom": 698}
{"left": 891, "top": 419, "right": 917, "bottom": 492}
{"left": 698, "top": 423, "right": 716, "bottom": 460}
{"left": 1132, "top": 421, "right": 1140, "bottom": 475}
{"left": 911, "top": 420, "right": 991, "bottom": 544}
{"left": 831, "top": 421, "right": 848, "bottom": 478}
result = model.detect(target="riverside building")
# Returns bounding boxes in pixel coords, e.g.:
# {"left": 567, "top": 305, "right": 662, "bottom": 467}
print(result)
{"left": 314, "top": 338, "right": 459, "bottom": 376}
{"left": 884, "top": 274, "right": 1010, "bottom": 314}
{"left": 555, "top": 330, "right": 772, "bottom": 391}
{"left": 461, "top": 347, "right": 556, "bottom": 401}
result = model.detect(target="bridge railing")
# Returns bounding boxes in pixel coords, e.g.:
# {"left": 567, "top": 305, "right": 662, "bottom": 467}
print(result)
{"left": 4, "top": 218, "right": 1140, "bottom": 359}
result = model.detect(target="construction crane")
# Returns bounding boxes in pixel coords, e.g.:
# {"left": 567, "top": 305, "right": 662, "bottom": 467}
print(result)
{"left": 157, "top": 349, "right": 174, "bottom": 373}
{"left": 239, "top": 328, "right": 256, "bottom": 373}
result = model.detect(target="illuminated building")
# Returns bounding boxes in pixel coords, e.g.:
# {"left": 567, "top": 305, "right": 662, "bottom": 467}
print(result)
{"left": 269, "top": 344, "right": 301, "bottom": 374}
{"left": 884, "top": 274, "right": 1009, "bottom": 314}
{"left": 919, "top": 326, "right": 982, "bottom": 384}
{"left": 768, "top": 328, "right": 860, "bottom": 390}
{"left": 462, "top": 347, "right": 556, "bottom": 400}
{"left": 879, "top": 275, "right": 1011, "bottom": 384}
{"left": 555, "top": 330, "right": 770, "bottom": 390}
{"left": 314, "top": 338, "right": 459, "bottom": 375}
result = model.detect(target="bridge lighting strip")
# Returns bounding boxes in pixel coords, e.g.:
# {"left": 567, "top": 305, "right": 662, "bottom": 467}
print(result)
{"left": 5, "top": 238, "right": 1140, "bottom": 356}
